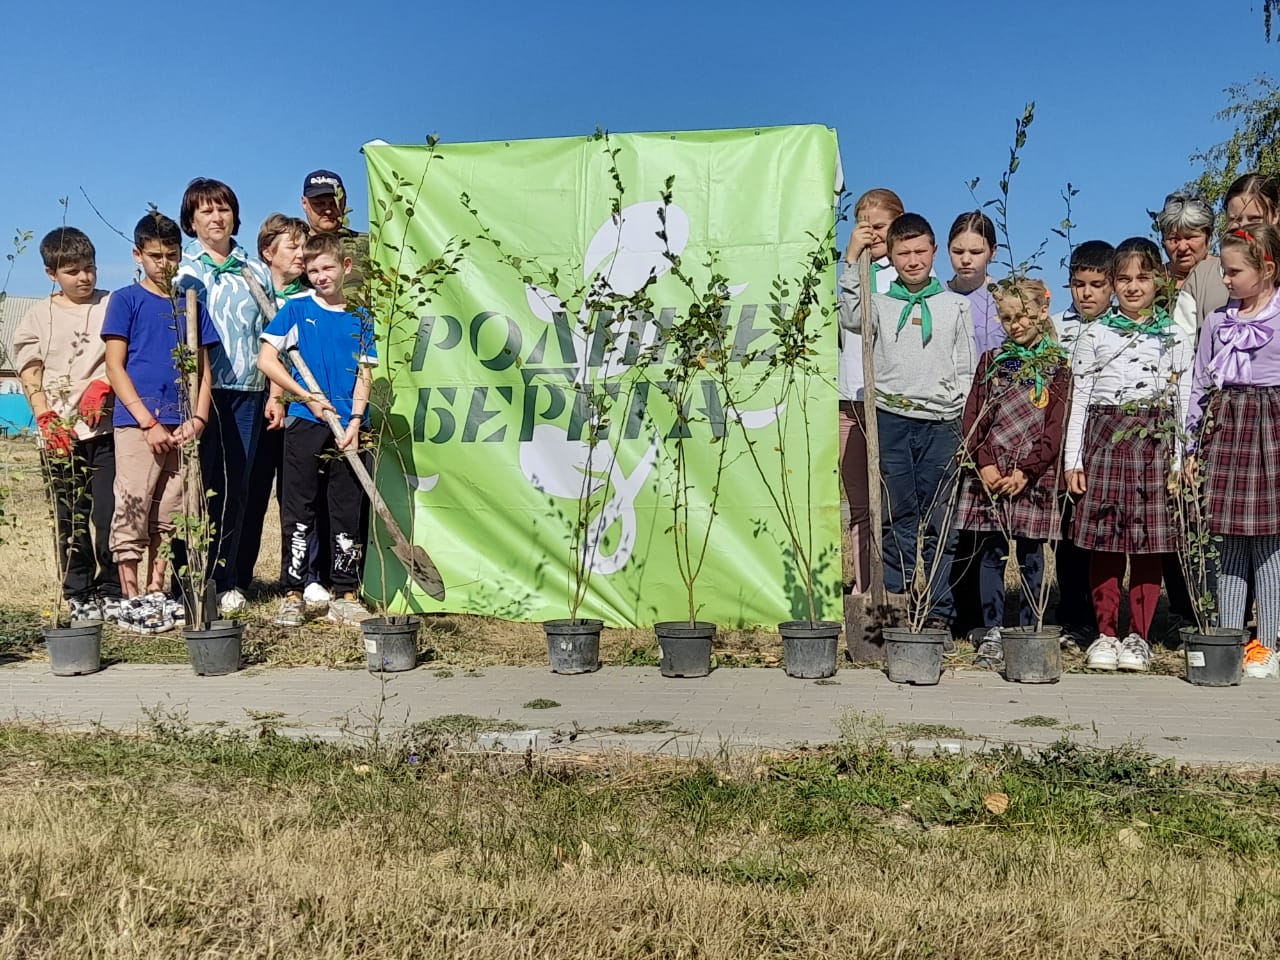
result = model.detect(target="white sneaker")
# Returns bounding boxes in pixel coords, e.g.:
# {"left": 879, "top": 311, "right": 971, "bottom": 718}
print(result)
{"left": 326, "top": 592, "right": 372, "bottom": 625}
{"left": 1117, "top": 633, "right": 1152, "bottom": 672}
{"left": 217, "top": 588, "right": 247, "bottom": 614}
{"left": 1085, "top": 636, "right": 1121, "bottom": 671}
{"left": 303, "top": 582, "right": 331, "bottom": 605}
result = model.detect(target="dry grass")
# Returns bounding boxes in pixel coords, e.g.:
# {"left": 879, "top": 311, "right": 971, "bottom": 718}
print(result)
{"left": 0, "top": 724, "right": 1278, "bottom": 958}
{"left": 0, "top": 436, "right": 1190, "bottom": 673}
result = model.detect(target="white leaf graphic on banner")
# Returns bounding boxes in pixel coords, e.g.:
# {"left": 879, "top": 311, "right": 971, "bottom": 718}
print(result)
{"left": 515, "top": 200, "right": 772, "bottom": 578}
{"left": 729, "top": 403, "right": 785, "bottom": 429}
{"left": 519, "top": 424, "right": 657, "bottom": 575}
{"left": 585, "top": 201, "right": 689, "bottom": 296}
{"left": 525, "top": 284, "right": 565, "bottom": 324}
{"left": 520, "top": 424, "right": 607, "bottom": 499}
{"left": 405, "top": 473, "right": 439, "bottom": 493}
{"left": 581, "top": 432, "right": 660, "bottom": 575}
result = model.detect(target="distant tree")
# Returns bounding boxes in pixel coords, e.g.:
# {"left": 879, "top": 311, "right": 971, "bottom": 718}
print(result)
{"left": 1187, "top": 76, "right": 1280, "bottom": 207}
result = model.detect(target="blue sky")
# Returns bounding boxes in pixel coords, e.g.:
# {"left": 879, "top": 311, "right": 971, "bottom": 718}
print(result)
{"left": 0, "top": 0, "right": 1272, "bottom": 295}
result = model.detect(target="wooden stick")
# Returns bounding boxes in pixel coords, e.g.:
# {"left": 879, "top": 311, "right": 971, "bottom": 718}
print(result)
{"left": 857, "top": 251, "right": 887, "bottom": 607}
{"left": 183, "top": 289, "right": 214, "bottom": 627}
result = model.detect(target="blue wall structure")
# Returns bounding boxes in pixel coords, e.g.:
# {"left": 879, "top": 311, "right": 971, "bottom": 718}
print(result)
{"left": 0, "top": 394, "right": 34, "bottom": 434}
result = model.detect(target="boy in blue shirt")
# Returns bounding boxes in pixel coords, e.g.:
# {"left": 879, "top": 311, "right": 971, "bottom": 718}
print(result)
{"left": 258, "top": 233, "right": 376, "bottom": 626}
{"left": 102, "top": 212, "right": 217, "bottom": 632}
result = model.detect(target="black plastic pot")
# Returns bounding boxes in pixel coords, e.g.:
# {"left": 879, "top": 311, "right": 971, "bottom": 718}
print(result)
{"left": 1002, "top": 626, "right": 1063, "bottom": 684}
{"left": 655, "top": 621, "right": 715, "bottom": 678}
{"left": 544, "top": 619, "right": 602, "bottom": 674}
{"left": 184, "top": 620, "right": 243, "bottom": 676}
{"left": 44, "top": 621, "right": 103, "bottom": 676}
{"left": 1180, "top": 626, "right": 1247, "bottom": 687}
{"left": 882, "top": 627, "right": 946, "bottom": 685}
{"left": 781, "top": 620, "right": 841, "bottom": 679}
{"left": 362, "top": 616, "right": 421, "bottom": 673}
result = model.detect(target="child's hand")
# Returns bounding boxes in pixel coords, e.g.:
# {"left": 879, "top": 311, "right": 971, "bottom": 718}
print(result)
{"left": 845, "top": 222, "right": 876, "bottom": 263}
{"left": 338, "top": 421, "right": 360, "bottom": 451}
{"left": 78, "top": 379, "right": 113, "bottom": 426}
{"left": 1182, "top": 455, "right": 1198, "bottom": 486}
{"left": 1000, "top": 469, "right": 1028, "bottom": 497}
{"left": 1066, "top": 469, "right": 1086, "bottom": 496}
{"left": 172, "top": 417, "right": 206, "bottom": 444}
{"left": 36, "top": 410, "right": 74, "bottom": 457}
{"left": 144, "top": 421, "right": 174, "bottom": 454}
{"left": 304, "top": 394, "right": 338, "bottom": 423}
{"left": 978, "top": 464, "right": 1003, "bottom": 493}
{"left": 264, "top": 398, "right": 286, "bottom": 430}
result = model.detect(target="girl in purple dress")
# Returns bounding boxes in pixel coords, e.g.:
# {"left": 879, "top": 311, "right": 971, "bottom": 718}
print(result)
{"left": 1188, "top": 224, "right": 1280, "bottom": 678}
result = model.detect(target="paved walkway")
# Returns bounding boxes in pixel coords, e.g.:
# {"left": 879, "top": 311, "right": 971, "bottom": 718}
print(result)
{"left": 2, "top": 659, "right": 1277, "bottom": 765}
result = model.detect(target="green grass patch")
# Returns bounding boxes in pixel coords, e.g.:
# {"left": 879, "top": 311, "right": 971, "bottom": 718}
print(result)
{"left": 1010, "top": 715, "right": 1061, "bottom": 728}
{"left": 890, "top": 722, "right": 968, "bottom": 740}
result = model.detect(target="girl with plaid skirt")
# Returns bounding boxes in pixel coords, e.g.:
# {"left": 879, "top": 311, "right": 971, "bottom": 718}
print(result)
{"left": 1188, "top": 224, "right": 1280, "bottom": 679}
{"left": 957, "top": 278, "right": 1070, "bottom": 668}
{"left": 1064, "top": 238, "right": 1193, "bottom": 672}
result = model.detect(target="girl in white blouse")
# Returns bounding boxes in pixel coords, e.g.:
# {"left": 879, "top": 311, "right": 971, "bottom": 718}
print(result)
{"left": 1064, "top": 238, "right": 1193, "bottom": 673}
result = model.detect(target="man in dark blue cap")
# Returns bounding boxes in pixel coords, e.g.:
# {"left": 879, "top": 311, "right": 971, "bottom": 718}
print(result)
{"left": 301, "top": 169, "right": 368, "bottom": 294}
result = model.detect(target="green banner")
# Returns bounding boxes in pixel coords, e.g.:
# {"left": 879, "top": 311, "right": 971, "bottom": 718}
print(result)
{"left": 363, "top": 126, "right": 841, "bottom": 628}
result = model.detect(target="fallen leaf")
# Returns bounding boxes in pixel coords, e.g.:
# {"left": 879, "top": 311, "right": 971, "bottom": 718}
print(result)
{"left": 1117, "top": 827, "right": 1144, "bottom": 850}
{"left": 429, "top": 848, "right": 462, "bottom": 869}
{"left": 983, "top": 792, "right": 1010, "bottom": 815}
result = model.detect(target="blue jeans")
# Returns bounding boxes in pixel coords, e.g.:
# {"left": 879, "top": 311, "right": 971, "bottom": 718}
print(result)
{"left": 201, "top": 389, "right": 264, "bottom": 593}
{"left": 878, "top": 411, "right": 961, "bottom": 622}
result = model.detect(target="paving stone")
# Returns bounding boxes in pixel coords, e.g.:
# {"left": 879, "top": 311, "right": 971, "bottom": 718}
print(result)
{"left": 1, "top": 662, "right": 1277, "bottom": 765}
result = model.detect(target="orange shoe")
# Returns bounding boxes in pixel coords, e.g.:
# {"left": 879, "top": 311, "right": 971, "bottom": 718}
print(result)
{"left": 1244, "top": 640, "right": 1279, "bottom": 679}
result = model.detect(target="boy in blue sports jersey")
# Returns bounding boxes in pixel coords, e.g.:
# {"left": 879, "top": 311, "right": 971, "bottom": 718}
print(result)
{"left": 257, "top": 234, "right": 376, "bottom": 626}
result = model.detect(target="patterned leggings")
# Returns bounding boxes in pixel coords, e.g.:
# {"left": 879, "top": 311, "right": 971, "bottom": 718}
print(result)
{"left": 1218, "top": 534, "right": 1280, "bottom": 650}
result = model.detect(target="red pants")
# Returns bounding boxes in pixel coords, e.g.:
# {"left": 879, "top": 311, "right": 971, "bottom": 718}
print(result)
{"left": 1089, "top": 552, "right": 1164, "bottom": 641}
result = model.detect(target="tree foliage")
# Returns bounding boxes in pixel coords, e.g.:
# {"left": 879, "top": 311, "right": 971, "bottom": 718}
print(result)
{"left": 1187, "top": 76, "right": 1280, "bottom": 207}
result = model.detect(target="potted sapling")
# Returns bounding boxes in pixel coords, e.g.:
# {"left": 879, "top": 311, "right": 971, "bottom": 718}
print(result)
{"left": 249, "top": 159, "right": 458, "bottom": 672}
{"left": 1174, "top": 335, "right": 1240, "bottom": 687}
{"left": 718, "top": 225, "right": 844, "bottom": 678}
{"left": 11, "top": 224, "right": 112, "bottom": 676}
{"left": 32, "top": 392, "right": 104, "bottom": 676}
{"left": 462, "top": 132, "right": 664, "bottom": 674}
{"left": 641, "top": 176, "right": 737, "bottom": 677}
{"left": 952, "top": 277, "right": 1071, "bottom": 683}
{"left": 169, "top": 287, "right": 243, "bottom": 675}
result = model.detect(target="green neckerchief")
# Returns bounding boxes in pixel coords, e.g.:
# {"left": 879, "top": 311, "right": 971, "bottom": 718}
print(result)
{"left": 198, "top": 251, "right": 243, "bottom": 278}
{"left": 1099, "top": 305, "right": 1171, "bottom": 337}
{"left": 886, "top": 277, "right": 944, "bottom": 344}
{"left": 271, "top": 279, "right": 303, "bottom": 300}
{"left": 985, "top": 336, "right": 1063, "bottom": 404}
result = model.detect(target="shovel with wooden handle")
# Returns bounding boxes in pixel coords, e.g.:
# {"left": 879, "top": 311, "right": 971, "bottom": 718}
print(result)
{"left": 845, "top": 250, "right": 906, "bottom": 661}
{"left": 287, "top": 347, "right": 446, "bottom": 601}
{"left": 241, "top": 274, "right": 445, "bottom": 600}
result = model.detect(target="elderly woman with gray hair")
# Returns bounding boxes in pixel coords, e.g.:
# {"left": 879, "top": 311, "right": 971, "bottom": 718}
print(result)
{"left": 1154, "top": 193, "right": 1215, "bottom": 338}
